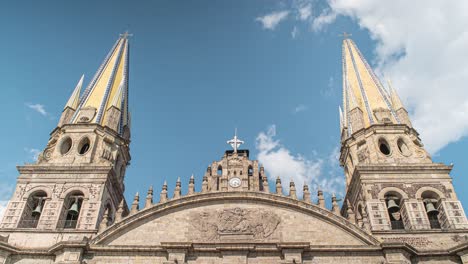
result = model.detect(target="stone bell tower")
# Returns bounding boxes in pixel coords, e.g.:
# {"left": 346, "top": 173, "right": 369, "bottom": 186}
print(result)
{"left": 338, "top": 37, "right": 468, "bottom": 233}
{"left": 0, "top": 33, "right": 132, "bottom": 245}
{"left": 204, "top": 131, "right": 267, "bottom": 192}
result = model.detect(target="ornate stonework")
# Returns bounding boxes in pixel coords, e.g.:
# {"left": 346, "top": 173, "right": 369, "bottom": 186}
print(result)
{"left": 190, "top": 207, "right": 280, "bottom": 241}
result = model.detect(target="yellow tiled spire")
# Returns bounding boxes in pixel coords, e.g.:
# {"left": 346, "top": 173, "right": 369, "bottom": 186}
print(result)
{"left": 341, "top": 37, "right": 399, "bottom": 135}
{"left": 64, "top": 74, "right": 84, "bottom": 110}
{"left": 71, "top": 33, "right": 130, "bottom": 135}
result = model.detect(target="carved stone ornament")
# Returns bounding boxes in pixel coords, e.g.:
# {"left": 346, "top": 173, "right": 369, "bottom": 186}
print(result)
{"left": 38, "top": 134, "right": 60, "bottom": 163}
{"left": 452, "top": 234, "right": 468, "bottom": 243}
{"left": 76, "top": 107, "right": 97, "bottom": 123}
{"left": 357, "top": 146, "right": 370, "bottom": 164}
{"left": 190, "top": 207, "right": 280, "bottom": 241}
{"left": 373, "top": 107, "right": 392, "bottom": 124}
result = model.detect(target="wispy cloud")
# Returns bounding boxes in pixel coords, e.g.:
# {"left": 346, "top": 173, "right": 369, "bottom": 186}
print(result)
{"left": 291, "top": 26, "right": 299, "bottom": 39}
{"left": 297, "top": 3, "right": 312, "bottom": 21}
{"left": 311, "top": 9, "right": 337, "bottom": 32}
{"left": 24, "top": 148, "right": 41, "bottom": 161}
{"left": 256, "top": 125, "right": 343, "bottom": 197}
{"left": 256, "top": 10, "right": 290, "bottom": 30}
{"left": 293, "top": 104, "right": 307, "bottom": 113}
{"left": 26, "top": 103, "right": 48, "bottom": 116}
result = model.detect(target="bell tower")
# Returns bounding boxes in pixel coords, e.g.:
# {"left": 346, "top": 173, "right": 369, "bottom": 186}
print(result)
{"left": 204, "top": 131, "right": 266, "bottom": 192}
{"left": 339, "top": 37, "right": 468, "bottom": 232}
{"left": 0, "top": 33, "right": 131, "bottom": 240}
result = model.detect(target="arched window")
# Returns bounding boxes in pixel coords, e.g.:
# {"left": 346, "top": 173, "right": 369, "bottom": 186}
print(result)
{"left": 248, "top": 166, "right": 253, "bottom": 176}
{"left": 216, "top": 166, "right": 222, "bottom": 191}
{"left": 105, "top": 203, "right": 114, "bottom": 227}
{"left": 58, "top": 191, "right": 84, "bottom": 229}
{"left": 422, "top": 191, "right": 441, "bottom": 229}
{"left": 385, "top": 193, "right": 404, "bottom": 230}
{"left": 19, "top": 191, "right": 47, "bottom": 228}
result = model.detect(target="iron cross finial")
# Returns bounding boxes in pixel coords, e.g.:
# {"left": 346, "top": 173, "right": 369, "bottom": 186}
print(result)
{"left": 339, "top": 32, "right": 352, "bottom": 39}
{"left": 227, "top": 128, "right": 244, "bottom": 153}
{"left": 120, "top": 31, "right": 133, "bottom": 39}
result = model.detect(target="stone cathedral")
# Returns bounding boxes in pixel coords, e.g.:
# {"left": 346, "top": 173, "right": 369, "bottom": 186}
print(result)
{"left": 0, "top": 34, "right": 467, "bottom": 264}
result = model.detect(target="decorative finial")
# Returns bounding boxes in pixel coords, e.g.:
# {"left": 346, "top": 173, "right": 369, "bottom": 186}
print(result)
{"left": 303, "top": 183, "right": 311, "bottom": 203}
{"left": 145, "top": 186, "right": 153, "bottom": 209}
{"left": 188, "top": 174, "right": 195, "bottom": 195}
{"left": 331, "top": 193, "right": 341, "bottom": 215}
{"left": 160, "top": 181, "right": 168, "bottom": 203}
{"left": 275, "top": 176, "right": 282, "bottom": 195}
{"left": 317, "top": 188, "right": 325, "bottom": 208}
{"left": 289, "top": 180, "right": 297, "bottom": 199}
{"left": 174, "top": 177, "right": 181, "bottom": 199}
{"left": 227, "top": 128, "right": 244, "bottom": 153}
{"left": 130, "top": 192, "right": 139, "bottom": 214}
{"left": 115, "top": 199, "right": 125, "bottom": 222}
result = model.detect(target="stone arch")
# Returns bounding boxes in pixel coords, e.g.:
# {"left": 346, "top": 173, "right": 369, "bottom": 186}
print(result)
{"left": 415, "top": 187, "right": 445, "bottom": 200}
{"left": 60, "top": 186, "right": 90, "bottom": 200}
{"left": 378, "top": 187, "right": 409, "bottom": 200}
{"left": 91, "top": 192, "right": 380, "bottom": 246}
{"left": 23, "top": 186, "right": 53, "bottom": 200}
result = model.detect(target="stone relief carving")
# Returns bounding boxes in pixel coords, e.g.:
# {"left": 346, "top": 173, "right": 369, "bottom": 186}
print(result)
{"left": 373, "top": 108, "right": 392, "bottom": 124}
{"left": 190, "top": 208, "right": 280, "bottom": 241}
{"left": 357, "top": 146, "right": 370, "bottom": 164}
{"left": 452, "top": 235, "right": 468, "bottom": 243}
{"left": 38, "top": 133, "right": 61, "bottom": 163}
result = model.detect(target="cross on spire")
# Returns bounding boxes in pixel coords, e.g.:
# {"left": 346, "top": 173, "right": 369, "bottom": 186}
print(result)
{"left": 120, "top": 31, "right": 133, "bottom": 39}
{"left": 227, "top": 128, "right": 244, "bottom": 153}
{"left": 339, "top": 32, "right": 352, "bottom": 39}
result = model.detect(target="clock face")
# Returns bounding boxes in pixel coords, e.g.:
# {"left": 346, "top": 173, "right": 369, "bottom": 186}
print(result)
{"left": 229, "top": 177, "right": 242, "bottom": 188}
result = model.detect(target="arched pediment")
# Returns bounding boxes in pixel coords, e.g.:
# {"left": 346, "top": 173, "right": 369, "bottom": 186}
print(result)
{"left": 92, "top": 192, "right": 379, "bottom": 246}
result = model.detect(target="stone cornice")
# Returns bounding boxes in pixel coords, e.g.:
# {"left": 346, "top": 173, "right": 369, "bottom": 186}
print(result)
{"left": 17, "top": 164, "right": 113, "bottom": 175}
{"left": 91, "top": 191, "right": 380, "bottom": 246}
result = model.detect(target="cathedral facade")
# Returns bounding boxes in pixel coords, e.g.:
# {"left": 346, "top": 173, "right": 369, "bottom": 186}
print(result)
{"left": 0, "top": 34, "right": 467, "bottom": 264}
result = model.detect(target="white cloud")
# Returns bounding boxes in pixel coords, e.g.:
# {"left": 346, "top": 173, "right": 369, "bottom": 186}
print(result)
{"left": 311, "top": 9, "right": 337, "bottom": 32}
{"left": 256, "top": 10, "right": 289, "bottom": 30}
{"left": 26, "top": 103, "right": 48, "bottom": 116}
{"left": 256, "top": 125, "right": 343, "bottom": 196}
{"left": 298, "top": 3, "right": 312, "bottom": 21}
{"left": 291, "top": 26, "right": 299, "bottom": 39}
{"left": 320, "top": 0, "right": 468, "bottom": 153}
{"left": 293, "top": 104, "right": 307, "bottom": 113}
{"left": 0, "top": 200, "right": 7, "bottom": 221}
{"left": 24, "top": 148, "right": 41, "bottom": 161}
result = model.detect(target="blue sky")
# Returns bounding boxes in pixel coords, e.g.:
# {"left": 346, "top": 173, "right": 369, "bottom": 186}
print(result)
{"left": 1, "top": 0, "right": 467, "bottom": 212}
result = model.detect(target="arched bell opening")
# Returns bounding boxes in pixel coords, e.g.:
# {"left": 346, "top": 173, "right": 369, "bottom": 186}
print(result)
{"left": 19, "top": 191, "right": 48, "bottom": 228}
{"left": 216, "top": 166, "right": 222, "bottom": 191}
{"left": 385, "top": 192, "right": 405, "bottom": 230}
{"left": 421, "top": 191, "right": 441, "bottom": 229}
{"left": 58, "top": 191, "right": 84, "bottom": 229}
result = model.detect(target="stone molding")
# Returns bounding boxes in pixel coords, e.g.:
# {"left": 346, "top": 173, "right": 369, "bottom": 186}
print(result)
{"left": 92, "top": 191, "right": 380, "bottom": 246}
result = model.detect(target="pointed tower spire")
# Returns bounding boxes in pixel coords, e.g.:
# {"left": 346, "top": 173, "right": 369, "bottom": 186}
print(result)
{"left": 341, "top": 37, "right": 399, "bottom": 134}
{"left": 388, "top": 79, "right": 412, "bottom": 127}
{"left": 58, "top": 75, "right": 84, "bottom": 127}
{"left": 65, "top": 74, "right": 84, "bottom": 110}
{"left": 71, "top": 33, "right": 131, "bottom": 136}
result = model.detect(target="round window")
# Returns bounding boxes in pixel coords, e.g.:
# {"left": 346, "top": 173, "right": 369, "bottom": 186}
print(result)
{"left": 59, "top": 137, "right": 72, "bottom": 155}
{"left": 379, "top": 139, "right": 391, "bottom": 156}
{"left": 78, "top": 137, "right": 91, "bottom": 155}
{"left": 397, "top": 138, "right": 411, "bottom": 156}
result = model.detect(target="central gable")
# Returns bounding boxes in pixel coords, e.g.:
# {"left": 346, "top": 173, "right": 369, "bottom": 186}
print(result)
{"left": 93, "top": 193, "right": 379, "bottom": 246}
